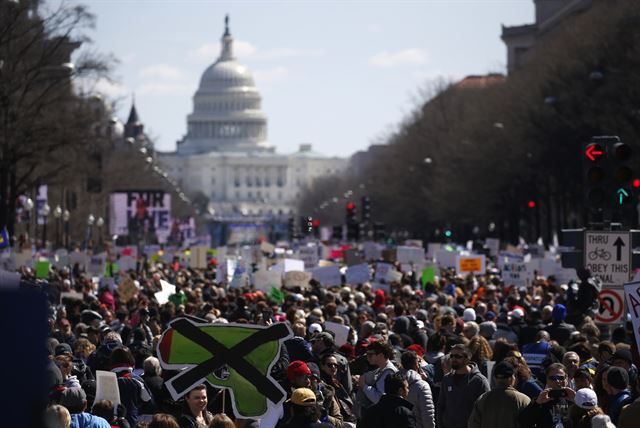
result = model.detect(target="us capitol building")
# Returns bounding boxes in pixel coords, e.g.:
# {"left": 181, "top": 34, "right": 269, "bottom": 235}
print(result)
{"left": 158, "top": 17, "right": 347, "bottom": 232}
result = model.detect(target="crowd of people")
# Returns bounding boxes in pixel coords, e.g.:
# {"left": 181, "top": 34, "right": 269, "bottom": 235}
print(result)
{"left": 17, "top": 243, "right": 640, "bottom": 428}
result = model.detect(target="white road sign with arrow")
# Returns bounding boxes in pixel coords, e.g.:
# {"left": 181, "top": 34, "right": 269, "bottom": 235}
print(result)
{"left": 584, "top": 231, "right": 631, "bottom": 289}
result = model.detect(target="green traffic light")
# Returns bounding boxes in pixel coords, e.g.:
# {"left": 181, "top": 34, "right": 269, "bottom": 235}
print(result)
{"left": 617, "top": 187, "right": 631, "bottom": 205}
{"left": 444, "top": 230, "right": 452, "bottom": 238}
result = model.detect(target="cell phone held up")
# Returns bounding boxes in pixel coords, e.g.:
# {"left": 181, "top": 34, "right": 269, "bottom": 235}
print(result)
{"left": 548, "top": 389, "right": 567, "bottom": 399}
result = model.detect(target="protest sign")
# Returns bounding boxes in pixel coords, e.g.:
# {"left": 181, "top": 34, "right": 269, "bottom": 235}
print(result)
{"left": 87, "top": 253, "right": 106, "bottom": 277}
{"left": 156, "top": 318, "right": 292, "bottom": 419}
{"left": 385, "top": 268, "right": 403, "bottom": 283}
{"left": 109, "top": 191, "right": 172, "bottom": 243}
{"left": 311, "top": 265, "right": 341, "bottom": 287}
{"left": 189, "top": 246, "right": 208, "bottom": 269}
{"left": 284, "top": 271, "right": 312, "bottom": 289}
{"left": 345, "top": 263, "right": 371, "bottom": 285}
{"left": 117, "top": 278, "right": 138, "bottom": 303}
{"left": 117, "top": 255, "right": 137, "bottom": 272}
{"left": 421, "top": 266, "right": 436, "bottom": 287}
{"left": 35, "top": 260, "right": 50, "bottom": 279}
{"left": 155, "top": 280, "right": 176, "bottom": 305}
{"left": 95, "top": 370, "right": 121, "bottom": 406}
{"left": 298, "top": 245, "right": 319, "bottom": 269}
{"left": 426, "top": 243, "right": 442, "bottom": 260}
{"left": 501, "top": 262, "right": 533, "bottom": 287}
{"left": 324, "top": 321, "right": 350, "bottom": 347}
{"left": 53, "top": 249, "right": 69, "bottom": 269}
{"left": 253, "top": 270, "right": 282, "bottom": 292}
{"left": 374, "top": 263, "right": 393, "bottom": 282}
{"left": 396, "top": 246, "right": 425, "bottom": 265}
{"left": 435, "top": 250, "right": 457, "bottom": 269}
{"left": 69, "top": 250, "right": 87, "bottom": 269}
{"left": 363, "top": 242, "right": 382, "bottom": 261}
{"left": 623, "top": 280, "right": 640, "bottom": 353}
{"left": 456, "top": 255, "right": 486, "bottom": 275}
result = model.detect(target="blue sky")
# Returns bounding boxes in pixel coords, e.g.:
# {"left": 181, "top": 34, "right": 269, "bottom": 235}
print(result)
{"left": 67, "top": 0, "right": 533, "bottom": 157}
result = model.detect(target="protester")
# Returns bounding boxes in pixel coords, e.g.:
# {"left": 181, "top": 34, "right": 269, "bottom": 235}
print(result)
{"left": 148, "top": 413, "right": 180, "bottom": 428}
{"left": 400, "top": 350, "right": 435, "bottom": 428}
{"left": 436, "top": 344, "right": 490, "bottom": 428}
{"left": 360, "top": 372, "right": 416, "bottom": 428}
{"left": 519, "top": 363, "right": 575, "bottom": 428}
{"left": 603, "top": 366, "right": 631, "bottom": 424}
{"left": 59, "top": 387, "right": 111, "bottom": 428}
{"left": 355, "top": 340, "right": 398, "bottom": 417}
{"left": 178, "top": 384, "right": 213, "bottom": 428}
{"left": 567, "top": 388, "right": 604, "bottom": 428}
{"left": 468, "top": 361, "right": 530, "bottom": 428}
{"left": 278, "top": 388, "right": 334, "bottom": 428}
{"left": 45, "top": 404, "right": 72, "bottom": 428}
{"left": 207, "top": 413, "right": 235, "bottom": 428}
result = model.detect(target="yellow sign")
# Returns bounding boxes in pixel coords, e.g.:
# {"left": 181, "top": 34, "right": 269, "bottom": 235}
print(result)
{"left": 456, "top": 255, "right": 486, "bottom": 275}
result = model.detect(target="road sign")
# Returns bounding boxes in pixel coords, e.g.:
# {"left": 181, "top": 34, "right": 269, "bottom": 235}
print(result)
{"left": 595, "top": 288, "right": 625, "bottom": 323}
{"left": 584, "top": 231, "right": 631, "bottom": 288}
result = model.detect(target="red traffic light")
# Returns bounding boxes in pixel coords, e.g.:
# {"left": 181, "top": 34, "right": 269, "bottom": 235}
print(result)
{"left": 346, "top": 202, "right": 355, "bottom": 210}
{"left": 527, "top": 200, "right": 536, "bottom": 208}
{"left": 312, "top": 219, "right": 320, "bottom": 227}
{"left": 585, "top": 143, "right": 604, "bottom": 162}
{"left": 633, "top": 178, "right": 640, "bottom": 188}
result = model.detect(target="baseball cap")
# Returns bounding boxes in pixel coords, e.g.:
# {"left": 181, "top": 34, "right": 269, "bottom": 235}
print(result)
{"left": 287, "top": 388, "right": 317, "bottom": 406}
{"left": 287, "top": 360, "right": 311, "bottom": 381}
{"left": 60, "top": 387, "right": 87, "bottom": 411}
{"left": 493, "top": 361, "right": 515, "bottom": 378}
{"left": 308, "top": 323, "right": 322, "bottom": 334}
{"left": 574, "top": 388, "right": 598, "bottom": 409}
{"left": 55, "top": 343, "right": 73, "bottom": 356}
{"left": 310, "top": 331, "right": 334, "bottom": 344}
{"left": 463, "top": 308, "right": 476, "bottom": 322}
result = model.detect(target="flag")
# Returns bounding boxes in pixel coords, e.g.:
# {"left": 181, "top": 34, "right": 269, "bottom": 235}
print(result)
{"left": 0, "top": 226, "right": 9, "bottom": 250}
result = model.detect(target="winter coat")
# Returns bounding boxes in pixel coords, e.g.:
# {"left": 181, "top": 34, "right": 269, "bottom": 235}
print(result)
{"left": 436, "top": 364, "right": 490, "bottom": 428}
{"left": 402, "top": 369, "right": 435, "bottom": 428}
{"left": 361, "top": 394, "right": 416, "bottom": 428}
{"left": 468, "top": 386, "right": 531, "bottom": 428}
{"left": 618, "top": 398, "right": 640, "bottom": 428}
{"left": 544, "top": 321, "right": 576, "bottom": 346}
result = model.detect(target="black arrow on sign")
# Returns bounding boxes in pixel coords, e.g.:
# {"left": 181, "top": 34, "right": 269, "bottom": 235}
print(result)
{"left": 613, "top": 237, "right": 625, "bottom": 261}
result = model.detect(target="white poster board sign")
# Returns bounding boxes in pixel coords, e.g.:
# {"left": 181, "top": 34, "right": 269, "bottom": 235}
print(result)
{"left": 435, "top": 250, "right": 457, "bottom": 269}
{"left": 623, "top": 280, "right": 640, "bottom": 353}
{"left": 324, "top": 321, "right": 350, "bottom": 347}
{"left": 485, "top": 238, "right": 500, "bottom": 257}
{"left": 155, "top": 280, "right": 176, "bottom": 305}
{"left": 252, "top": 270, "right": 282, "bottom": 292}
{"left": 95, "top": 370, "right": 121, "bottom": 406}
{"left": 298, "top": 245, "right": 319, "bottom": 269}
{"left": 374, "top": 263, "right": 394, "bottom": 282}
{"left": 363, "top": 242, "right": 382, "bottom": 261}
{"left": 345, "top": 263, "right": 371, "bottom": 285}
{"left": 311, "top": 265, "right": 341, "bottom": 287}
{"left": 501, "top": 262, "right": 533, "bottom": 287}
{"left": 396, "top": 246, "right": 425, "bottom": 265}
{"left": 284, "top": 271, "right": 312, "bottom": 289}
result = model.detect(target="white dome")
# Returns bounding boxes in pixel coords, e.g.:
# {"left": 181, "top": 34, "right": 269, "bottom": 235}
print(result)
{"left": 178, "top": 17, "right": 271, "bottom": 155}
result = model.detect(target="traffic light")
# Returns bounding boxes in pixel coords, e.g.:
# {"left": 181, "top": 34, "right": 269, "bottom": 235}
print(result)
{"left": 287, "top": 217, "right": 295, "bottom": 239}
{"left": 361, "top": 196, "right": 371, "bottom": 223}
{"left": 582, "top": 136, "right": 634, "bottom": 210}
{"left": 373, "top": 222, "right": 386, "bottom": 241}
{"left": 527, "top": 200, "right": 536, "bottom": 209}
{"left": 312, "top": 218, "right": 320, "bottom": 237}
{"left": 346, "top": 202, "right": 356, "bottom": 223}
{"left": 583, "top": 137, "right": 608, "bottom": 208}
{"left": 347, "top": 222, "right": 359, "bottom": 241}
{"left": 610, "top": 140, "right": 633, "bottom": 206}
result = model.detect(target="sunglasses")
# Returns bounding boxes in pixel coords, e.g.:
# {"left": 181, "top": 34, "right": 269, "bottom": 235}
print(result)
{"left": 450, "top": 354, "right": 466, "bottom": 359}
{"left": 549, "top": 375, "right": 566, "bottom": 382}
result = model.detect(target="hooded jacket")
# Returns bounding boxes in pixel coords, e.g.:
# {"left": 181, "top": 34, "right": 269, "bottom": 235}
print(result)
{"left": 402, "top": 369, "right": 435, "bottom": 428}
{"left": 70, "top": 412, "right": 111, "bottom": 428}
{"left": 436, "top": 363, "right": 490, "bottom": 428}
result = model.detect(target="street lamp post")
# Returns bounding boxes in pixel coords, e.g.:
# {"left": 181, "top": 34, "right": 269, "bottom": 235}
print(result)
{"left": 96, "top": 216, "right": 104, "bottom": 246}
{"left": 63, "top": 209, "right": 70, "bottom": 248}
{"left": 53, "top": 205, "right": 62, "bottom": 248}
{"left": 23, "top": 197, "right": 34, "bottom": 240}
{"left": 41, "top": 203, "right": 50, "bottom": 249}
{"left": 87, "top": 214, "right": 95, "bottom": 249}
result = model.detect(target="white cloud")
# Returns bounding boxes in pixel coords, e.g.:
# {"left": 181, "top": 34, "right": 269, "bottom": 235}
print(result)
{"left": 367, "top": 24, "right": 382, "bottom": 33}
{"left": 137, "top": 82, "right": 193, "bottom": 96}
{"left": 75, "top": 77, "right": 128, "bottom": 98}
{"left": 188, "top": 40, "right": 257, "bottom": 62}
{"left": 253, "top": 66, "right": 289, "bottom": 84}
{"left": 138, "top": 64, "right": 185, "bottom": 80}
{"left": 369, "top": 48, "right": 428, "bottom": 67}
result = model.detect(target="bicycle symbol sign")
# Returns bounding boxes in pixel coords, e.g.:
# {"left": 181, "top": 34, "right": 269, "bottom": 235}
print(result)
{"left": 584, "top": 231, "right": 631, "bottom": 288}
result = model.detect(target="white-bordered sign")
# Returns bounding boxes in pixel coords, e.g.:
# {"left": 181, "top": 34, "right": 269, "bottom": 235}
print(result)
{"left": 595, "top": 288, "right": 625, "bottom": 324}
{"left": 623, "top": 280, "right": 640, "bottom": 352}
{"left": 584, "top": 231, "right": 631, "bottom": 288}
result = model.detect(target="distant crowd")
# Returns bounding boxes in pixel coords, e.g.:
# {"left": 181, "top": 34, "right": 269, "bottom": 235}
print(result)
{"left": 16, "top": 243, "right": 640, "bottom": 428}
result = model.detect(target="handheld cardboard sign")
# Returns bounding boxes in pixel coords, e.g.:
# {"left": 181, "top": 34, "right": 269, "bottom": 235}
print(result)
{"left": 157, "top": 318, "right": 292, "bottom": 419}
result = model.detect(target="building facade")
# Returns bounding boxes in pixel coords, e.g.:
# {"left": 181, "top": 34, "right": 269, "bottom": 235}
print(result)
{"left": 501, "top": 0, "right": 592, "bottom": 73}
{"left": 158, "top": 17, "right": 347, "bottom": 226}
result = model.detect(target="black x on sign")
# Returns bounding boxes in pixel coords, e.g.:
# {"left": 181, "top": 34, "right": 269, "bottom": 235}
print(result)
{"left": 157, "top": 317, "right": 292, "bottom": 418}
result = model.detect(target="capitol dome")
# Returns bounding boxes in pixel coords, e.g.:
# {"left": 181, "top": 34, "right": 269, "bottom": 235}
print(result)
{"left": 178, "top": 16, "right": 271, "bottom": 155}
